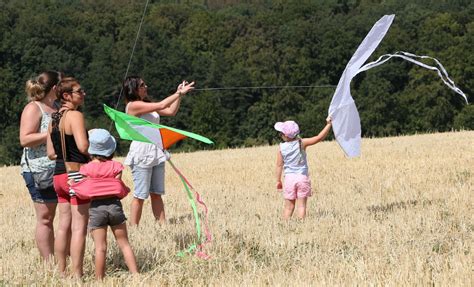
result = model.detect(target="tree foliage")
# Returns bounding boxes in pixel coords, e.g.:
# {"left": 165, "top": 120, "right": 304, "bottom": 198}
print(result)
{"left": 0, "top": 0, "right": 472, "bottom": 165}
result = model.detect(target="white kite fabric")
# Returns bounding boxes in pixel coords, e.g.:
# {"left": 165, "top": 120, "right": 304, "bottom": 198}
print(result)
{"left": 328, "top": 14, "right": 395, "bottom": 158}
{"left": 328, "top": 14, "right": 468, "bottom": 158}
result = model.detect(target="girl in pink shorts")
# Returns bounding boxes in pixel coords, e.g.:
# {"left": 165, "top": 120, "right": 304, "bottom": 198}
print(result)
{"left": 275, "top": 118, "right": 332, "bottom": 220}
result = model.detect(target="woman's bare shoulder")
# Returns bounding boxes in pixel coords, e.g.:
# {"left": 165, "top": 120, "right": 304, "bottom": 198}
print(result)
{"left": 65, "top": 110, "right": 84, "bottom": 118}
{"left": 22, "top": 101, "right": 40, "bottom": 113}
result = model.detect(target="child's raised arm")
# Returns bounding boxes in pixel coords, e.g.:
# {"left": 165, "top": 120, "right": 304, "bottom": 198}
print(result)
{"left": 276, "top": 149, "right": 283, "bottom": 191}
{"left": 302, "top": 117, "right": 332, "bottom": 149}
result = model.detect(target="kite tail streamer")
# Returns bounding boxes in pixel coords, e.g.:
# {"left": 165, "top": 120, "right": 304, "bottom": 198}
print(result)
{"left": 194, "top": 192, "right": 210, "bottom": 241}
{"left": 359, "top": 51, "right": 468, "bottom": 104}
{"left": 167, "top": 159, "right": 212, "bottom": 248}
{"left": 168, "top": 159, "right": 211, "bottom": 260}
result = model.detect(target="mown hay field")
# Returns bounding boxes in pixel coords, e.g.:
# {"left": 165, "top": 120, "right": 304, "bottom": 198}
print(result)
{"left": 0, "top": 131, "right": 472, "bottom": 285}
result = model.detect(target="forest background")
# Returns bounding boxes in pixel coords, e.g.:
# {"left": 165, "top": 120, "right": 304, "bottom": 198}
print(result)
{"left": 1, "top": 0, "right": 472, "bottom": 165}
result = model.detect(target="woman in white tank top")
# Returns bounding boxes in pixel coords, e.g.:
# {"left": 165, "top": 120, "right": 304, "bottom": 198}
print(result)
{"left": 122, "top": 76, "right": 194, "bottom": 226}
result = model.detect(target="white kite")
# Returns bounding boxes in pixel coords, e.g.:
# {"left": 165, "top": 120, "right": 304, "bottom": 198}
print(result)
{"left": 328, "top": 14, "right": 468, "bottom": 158}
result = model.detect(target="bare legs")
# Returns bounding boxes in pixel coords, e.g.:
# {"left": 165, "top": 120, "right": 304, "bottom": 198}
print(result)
{"left": 130, "top": 197, "right": 144, "bottom": 226}
{"left": 112, "top": 224, "right": 138, "bottom": 275}
{"left": 91, "top": 227, "right": 107, "bottom": 280}
{"left": 54, "top": 203, "right": 89, "bottom": 278}
{"left": 282, "top": 198, "right": 308, "bottom": 220}
{"left": 33, "top": 202, "right": 57, "bottom": 261}
{"left": 130, "top": 194, "right": 165, "bottom": 226}
{"left": 70, "top": 203, "right": 89, "bottom": 278}
{"left": 150, "top": 194, "right": 165, "bottom": 224}
{"left": 55, "top": 202, "right": 71, "bottom": 275}
{"left": 295, "top": 197, "right": 308, "bottom": 219}
{"left": 283, "top": 199, "right": 296, "bottom": 220}
{"left": 91, "top": 224, "right": 138, "bottom": 280}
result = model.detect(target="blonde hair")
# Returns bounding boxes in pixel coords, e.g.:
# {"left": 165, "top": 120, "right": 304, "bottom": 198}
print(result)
{"left": 56, "top": 77, "right": 80, "bottom": 102}
{"left": 25, "top": 71, "right": 62, "bottom": 101}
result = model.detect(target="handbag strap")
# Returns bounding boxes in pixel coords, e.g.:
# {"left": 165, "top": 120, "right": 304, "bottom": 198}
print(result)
{"left": 24, "top": 149, "right": 33, "bottom": 173}
{"left": 59, "top": 109, "right": 69, "bottom": 162}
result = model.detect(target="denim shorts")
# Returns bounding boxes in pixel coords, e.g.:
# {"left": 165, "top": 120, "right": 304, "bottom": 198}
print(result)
{"left": 131, "top": 162, "right": 165, "bottom": 199}
{"left": 22, "top": 172, "right": 58, "bottom": 203}
{"left": 88, "top": 198, "right": 126, "bottom": 229}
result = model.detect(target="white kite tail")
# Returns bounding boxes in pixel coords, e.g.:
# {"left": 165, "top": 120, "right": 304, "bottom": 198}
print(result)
{"left": 359, "top": 51, "right": 468, "bottom": 104}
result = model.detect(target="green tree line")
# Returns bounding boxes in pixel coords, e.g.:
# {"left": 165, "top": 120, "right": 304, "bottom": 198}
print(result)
{"left": 1, "top": 0, "right": 472, "bottom": 165}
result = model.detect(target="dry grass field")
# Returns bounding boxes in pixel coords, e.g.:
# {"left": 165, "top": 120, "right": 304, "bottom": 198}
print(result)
{"left": 0, "top": 131, "right": 472, "bottom": 285}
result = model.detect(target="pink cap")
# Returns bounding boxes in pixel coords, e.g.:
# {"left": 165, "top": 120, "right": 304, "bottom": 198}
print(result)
{"left": 274, "top": 120, "right": 300, "bottom": 139}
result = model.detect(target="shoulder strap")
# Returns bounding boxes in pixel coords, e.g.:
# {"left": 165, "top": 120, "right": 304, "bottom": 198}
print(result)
{"left": 33, "top": 101, "right": 45, "bottom": 114}
{"left": 59, "top": 110, "right": 69, "bottom": 162}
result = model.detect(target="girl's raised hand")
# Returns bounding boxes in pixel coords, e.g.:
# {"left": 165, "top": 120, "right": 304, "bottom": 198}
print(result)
{"left": 326, "top": 116, "right": 332, "bottom": 125}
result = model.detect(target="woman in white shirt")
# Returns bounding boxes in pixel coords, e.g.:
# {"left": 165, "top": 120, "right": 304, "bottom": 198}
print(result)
{"left": 123, "top": 76, "right": 194, "bottom": 225}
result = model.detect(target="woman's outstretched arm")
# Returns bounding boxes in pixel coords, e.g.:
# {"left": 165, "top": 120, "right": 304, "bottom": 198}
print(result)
{"left": 127, "top": 81, "right": 195, "bottom": 116}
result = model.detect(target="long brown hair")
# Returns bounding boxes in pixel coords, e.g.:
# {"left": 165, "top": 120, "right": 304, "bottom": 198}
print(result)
{"left": 122, "top": 76, "right": 150, "bottom": 103}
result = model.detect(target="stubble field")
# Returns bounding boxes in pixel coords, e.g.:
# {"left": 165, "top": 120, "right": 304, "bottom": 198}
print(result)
{"left": 0, "top": 131, "right": 472, "bottom": 285}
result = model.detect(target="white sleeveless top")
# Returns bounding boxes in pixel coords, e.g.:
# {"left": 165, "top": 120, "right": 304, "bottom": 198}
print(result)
{"left": 124, "top": 103, "right": 166, "bottom": 168}
{"left": 20, "top": 101, "right": 55, "bottom": 173}
{"left": 279, "top": 140, "right": 308, "bottom": 175}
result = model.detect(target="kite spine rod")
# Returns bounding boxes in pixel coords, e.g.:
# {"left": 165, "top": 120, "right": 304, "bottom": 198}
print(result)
{"left": 194, "top": 85, "right": 336, "bottom": 91}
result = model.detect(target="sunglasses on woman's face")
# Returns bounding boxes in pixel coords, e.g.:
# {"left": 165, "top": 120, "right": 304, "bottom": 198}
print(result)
{"left": 71, "top": 88, "right": 85, "bottom": 95}
{"left": 138, "top": 82, "right": 147, "bottom": 89}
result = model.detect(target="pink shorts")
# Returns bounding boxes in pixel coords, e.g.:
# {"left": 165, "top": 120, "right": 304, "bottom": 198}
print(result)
{"left": 53, "top": 173, "right": 90, "bottom": 205}
{"left": 283, "top": 174, "right": 312, "bottom": 200}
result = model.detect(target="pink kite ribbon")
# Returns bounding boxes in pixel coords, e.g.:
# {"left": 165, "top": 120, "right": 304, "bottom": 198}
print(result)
{"left": 168, "top": 159, "right": 212, "bottom": 259}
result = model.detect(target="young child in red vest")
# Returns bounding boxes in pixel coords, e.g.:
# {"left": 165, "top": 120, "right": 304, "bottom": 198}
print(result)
{"left": 72, "top": 128, "right": 138, "bottom": 279}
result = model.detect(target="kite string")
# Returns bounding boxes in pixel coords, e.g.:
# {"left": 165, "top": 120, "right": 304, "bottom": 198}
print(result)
{"left": 114, "top": 0, "right": 149, "bottom": 109}
{"left": 194, "top": 85, "right": 336, "bottom": 91}
{"left": 107, "top": 0, "right": 334, "bottom": 128}
{"left": 109, "top": 0, "right": 150, "bottom": 131}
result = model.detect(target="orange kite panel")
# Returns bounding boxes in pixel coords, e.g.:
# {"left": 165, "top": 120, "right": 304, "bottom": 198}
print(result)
{"left": 160, "top": 129, "right": 187, "bottom": 149}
